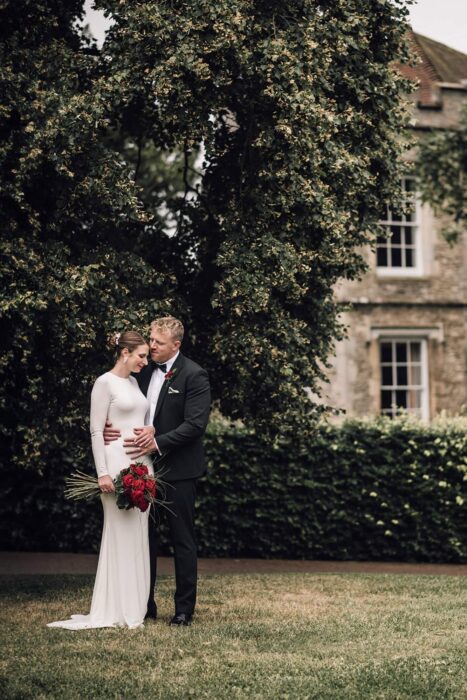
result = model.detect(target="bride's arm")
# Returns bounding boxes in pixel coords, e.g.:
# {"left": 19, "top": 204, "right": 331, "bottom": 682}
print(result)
{"left": 90, "top": 376, "right": 113, "bottom": 478}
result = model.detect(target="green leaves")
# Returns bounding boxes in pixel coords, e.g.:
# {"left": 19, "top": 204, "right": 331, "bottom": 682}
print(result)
{"left": 2, "top": 416, "right": 465, "bottom": 562}
{"left": 1, "top": 1, "right": 412, "bottom": 477}
{"left": 417, "top": 101, "right": 467, "bottom": 244}
{"left": 0, "top": 2, "right": 181, "bottom": 478}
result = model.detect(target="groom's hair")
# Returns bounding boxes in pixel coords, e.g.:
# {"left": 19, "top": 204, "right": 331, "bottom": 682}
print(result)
{"left": 151, "top": 316, "right": 184, "bottom": 343}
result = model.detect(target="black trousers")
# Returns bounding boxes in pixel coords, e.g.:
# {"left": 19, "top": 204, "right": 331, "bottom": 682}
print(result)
{"left": 148, "top": 478, "right": 198, "bottom": 615}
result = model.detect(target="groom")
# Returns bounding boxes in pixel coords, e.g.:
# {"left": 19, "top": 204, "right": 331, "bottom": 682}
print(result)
{"left": 103, "top": 316, "right": 211, "bottom": 626}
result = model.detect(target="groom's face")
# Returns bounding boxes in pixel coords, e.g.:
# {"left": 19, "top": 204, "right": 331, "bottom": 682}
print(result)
{"left": 149, "top": 328, "right": 180, "bottom": 364}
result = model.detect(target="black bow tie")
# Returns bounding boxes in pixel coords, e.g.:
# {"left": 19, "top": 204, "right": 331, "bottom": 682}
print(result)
{"left": 153, "top": 362, "right": 167, "bottom": 373}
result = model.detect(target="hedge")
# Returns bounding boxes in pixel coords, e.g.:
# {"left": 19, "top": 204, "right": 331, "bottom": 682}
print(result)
{"left": 1, "top": 416, "right": 466, "bottom": 562}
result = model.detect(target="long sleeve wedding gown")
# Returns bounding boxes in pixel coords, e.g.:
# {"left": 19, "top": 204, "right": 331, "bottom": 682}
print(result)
{"left": 47, "top": 372, "right": 153, "bottom": 630}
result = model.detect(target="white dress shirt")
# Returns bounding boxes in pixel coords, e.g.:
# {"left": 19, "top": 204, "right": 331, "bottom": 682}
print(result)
{"left": 146, "top": 351, "right": 179, "bottom": 426}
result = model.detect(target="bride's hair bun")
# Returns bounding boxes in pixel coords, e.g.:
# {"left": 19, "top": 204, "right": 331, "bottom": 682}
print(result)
{"left": 107, "top": 330, "right": 147, "bottom": 355}
{"left": 106, "top": 332, "right": 121, "bottom": 351}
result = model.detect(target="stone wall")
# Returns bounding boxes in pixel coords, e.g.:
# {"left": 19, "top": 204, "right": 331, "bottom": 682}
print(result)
{"left": 325, "top": 305, "right": 466, "bottom": 418}
{"left": 324, "top": 82, "right": 467, "bottom": 419}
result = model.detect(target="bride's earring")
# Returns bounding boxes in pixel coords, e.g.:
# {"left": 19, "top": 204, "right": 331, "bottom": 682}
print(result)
{"left": 123, "top": 357, "right": 128, "bottom": 364}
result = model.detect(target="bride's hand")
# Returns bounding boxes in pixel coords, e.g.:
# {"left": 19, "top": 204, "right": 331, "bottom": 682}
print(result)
{"left": 133, "top": 426, "right": 155, "bottom": 449}
{"left": 98, "top": 475, "right": 115, "bottom": 493}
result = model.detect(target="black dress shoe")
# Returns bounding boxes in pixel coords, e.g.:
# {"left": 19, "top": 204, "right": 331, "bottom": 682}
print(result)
{"left": 169, "top": 613, "right": 192, "bottom": 626}
{"left": 145, "top": 601, "right": 158, "bottom": 620}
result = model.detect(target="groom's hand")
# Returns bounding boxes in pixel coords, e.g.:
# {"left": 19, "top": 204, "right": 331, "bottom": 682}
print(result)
{"left": 103, "top": 421, "right": 121, "bottom": 445}
{"left": 123, "top": 436, "right": 158, "bottom": 459}
{"left": 123, "top": 427, "right": 158, "bottom": 458}
{"left": 133, "top": 426, "right": 155, "bottom": 449}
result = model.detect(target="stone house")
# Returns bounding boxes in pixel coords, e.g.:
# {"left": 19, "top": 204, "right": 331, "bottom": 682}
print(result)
{"left": 325, "top": 32, "right": 467, "bottom": 420}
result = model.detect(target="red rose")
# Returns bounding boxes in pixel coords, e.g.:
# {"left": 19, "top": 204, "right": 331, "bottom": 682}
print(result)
{"left": 137, "top": 498, "right": 149, "bottom": 512}
{"left": 134, "top": 465, "right": 148, "bottom": 477}
{"left": 145, "top": 479, "right": 156, "bottom": 497}
{"left": 122, "top": 474, "right": 134, "bottom": 490}
{"left": 132, "top": 489, "right": 148, "bottom": 510}
{"left": 132, "top": 478, "right": 145, "bottom": 491}
{"left": 130, "top": 488, "right": 144, "bottom": 506}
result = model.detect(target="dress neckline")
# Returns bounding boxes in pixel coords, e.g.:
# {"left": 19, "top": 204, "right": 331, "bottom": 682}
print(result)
{"left": 107, "top": 371, "right": 131, "bottom": 381}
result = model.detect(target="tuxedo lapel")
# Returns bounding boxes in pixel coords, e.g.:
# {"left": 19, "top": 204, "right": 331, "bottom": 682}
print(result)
{"left": 154, "top": 353, "right": 185, "bottom": 420}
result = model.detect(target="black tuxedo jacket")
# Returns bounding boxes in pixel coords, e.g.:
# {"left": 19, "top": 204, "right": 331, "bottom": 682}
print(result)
{"left": 136, "top": 353, "right": 211, "bottom": 482}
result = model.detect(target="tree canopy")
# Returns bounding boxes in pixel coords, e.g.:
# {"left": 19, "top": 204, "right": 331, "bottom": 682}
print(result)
{"left": 417, "top": 101, "right": 467, "bottom": 244}
{"left": 0, "top": 0, "right": 411, "bottom": 475}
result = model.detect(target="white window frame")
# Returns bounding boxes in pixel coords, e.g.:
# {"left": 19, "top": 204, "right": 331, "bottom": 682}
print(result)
{"left": 378, "top": 336, "right": 429, "bottom": 420}
{"left": 376, "top": 176, "right": 423, "bottom": 277}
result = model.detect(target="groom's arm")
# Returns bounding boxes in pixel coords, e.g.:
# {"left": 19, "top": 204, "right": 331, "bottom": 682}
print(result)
{"left": 156, "top": 370, "right": 211, "bottom": 454}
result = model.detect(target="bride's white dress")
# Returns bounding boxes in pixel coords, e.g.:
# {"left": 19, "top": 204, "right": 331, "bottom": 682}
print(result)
{"left": 48, "top": 372, "right": 153, "bottom": 630}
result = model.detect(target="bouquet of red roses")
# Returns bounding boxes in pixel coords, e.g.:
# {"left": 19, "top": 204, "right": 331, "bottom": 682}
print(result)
{"left": 65, "top": 462, "right": 159, "bottom": 513}
{"left": 115, "top": 463, "right": 156, "bottom": 512}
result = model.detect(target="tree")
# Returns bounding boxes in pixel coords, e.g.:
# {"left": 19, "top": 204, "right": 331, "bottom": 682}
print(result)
{"left": 97, "top": 0, "right": 412, "bottom": 437}
{"left": 0, "top": 0, "right": 412, "bottom": 484}
{"left": 0, "top": 1, "right": 180, "bottom": 474}
{"left": 417, "top": 101, "right": 467, "bottom": 244}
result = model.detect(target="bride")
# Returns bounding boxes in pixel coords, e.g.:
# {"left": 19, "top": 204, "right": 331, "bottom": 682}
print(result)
{"left": 48, "top": 330, "right": 155, "bottom": 630}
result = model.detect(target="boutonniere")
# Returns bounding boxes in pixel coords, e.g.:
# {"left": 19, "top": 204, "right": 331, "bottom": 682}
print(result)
{"left": 164, "top": 368, "right": 177, "bottom": 383}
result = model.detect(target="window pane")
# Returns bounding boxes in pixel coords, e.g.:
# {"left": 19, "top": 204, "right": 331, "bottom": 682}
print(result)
{"left": 381, "top": 390, "right": 393, "bottom": 409}
{"left": 408, "top": 364, "right": 421, "bottom": 385}
{"left": 379, "top": 336, "right": 427, "bottom": 419}
{"left": 392, "top": 247, "right": 402, "bottom": 266}
{"left": 396, "top": 390, "right": 407, "bottom": 408}
{"left": 408, "top": 389, "right": 422, "bottom": 409}
{"left": 405, "top": 247, "right": 414, "bottom": 267}
{"left": 380, "top": 343, "right": 393, "bottom": 363}
{"left": 410, "top": 342, "right": 421, "bottom": 362}
{"left": 396, "top": 343, "right": 407, "bottom": 362}
{"left": 377, "top": 232, "right": 388, "bottom": 245}
{"left": 377, "top": 247, "right": 388, "bottom": 267}
{"left": 405, "top": 179, "right": 415, "bottom": 193}
{"left": 381, "top": 366, "right": 393, "bottom": 386}
{"left": 391, "top": 226, "right": 401, "bottom": 244}
{"left": 405, "top": 228, "right": 413, "bottom": 245}
{"left": 396, "top": 365, "right": 408, "bottom": 386}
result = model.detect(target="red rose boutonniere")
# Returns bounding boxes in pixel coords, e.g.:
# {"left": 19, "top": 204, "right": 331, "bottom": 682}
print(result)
{"left": 164, "top": 368, "right": 178, "bottom": 383}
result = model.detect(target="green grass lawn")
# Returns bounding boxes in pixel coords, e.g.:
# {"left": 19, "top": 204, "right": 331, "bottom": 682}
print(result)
{"left": 0, "top": 573, "right": 466, "bottom": 699}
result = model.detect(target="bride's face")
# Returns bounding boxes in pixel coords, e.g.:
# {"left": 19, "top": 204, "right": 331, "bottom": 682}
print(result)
{"left": 125, "top": 344, "right": 149, "bottom": 373}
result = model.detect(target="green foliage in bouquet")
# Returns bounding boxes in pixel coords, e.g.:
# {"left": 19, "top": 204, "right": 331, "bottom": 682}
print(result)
{"left": 114, "top": 472, "right": 133, "bottom": 512}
